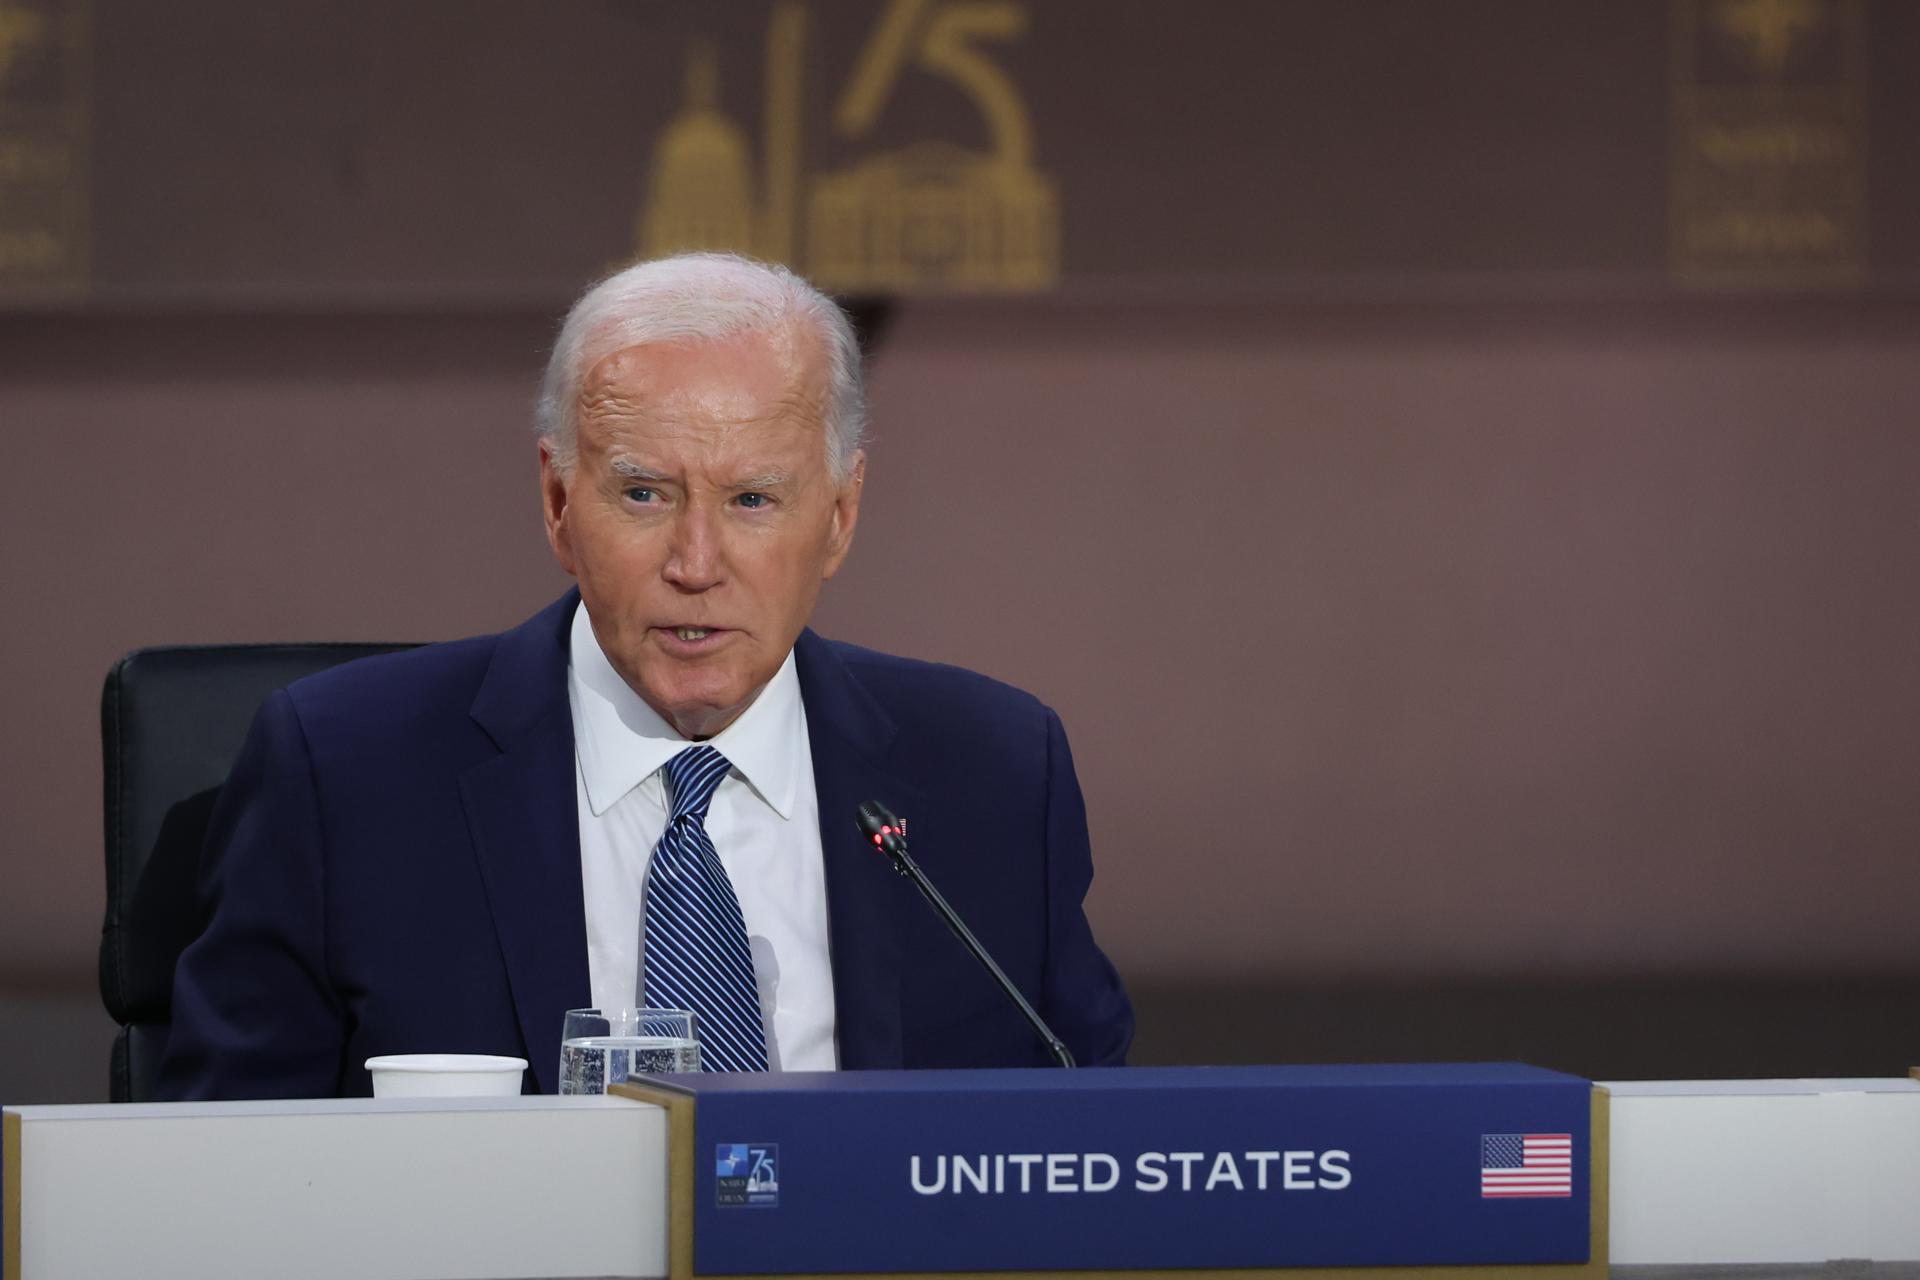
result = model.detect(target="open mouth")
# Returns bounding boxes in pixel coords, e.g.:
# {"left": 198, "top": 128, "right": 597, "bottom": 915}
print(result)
{"left": 655, "top": 625, "right": 732, "bottom": 649}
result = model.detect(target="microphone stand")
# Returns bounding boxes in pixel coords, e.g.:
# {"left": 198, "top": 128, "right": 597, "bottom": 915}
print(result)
{"left": 858, "top": 803, "right": 1076, "bottom": 1069}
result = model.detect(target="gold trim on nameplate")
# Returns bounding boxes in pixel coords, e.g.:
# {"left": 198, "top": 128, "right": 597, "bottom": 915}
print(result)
{"left": 613, "top": 1083, "right": 1610, "bottom": 1280}
{"left": 612, "top": 1079, "right": 702, "bottom": 1280}
{"left": 4, "top": 1109, "right": 23, "bottom": 1279}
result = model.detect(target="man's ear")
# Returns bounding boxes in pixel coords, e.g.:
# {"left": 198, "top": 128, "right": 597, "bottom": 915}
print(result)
{"left": 822, "top": 450, "right": 865, "bottom": 580}
{"left": 539, "top": 441, "right": 578, "bottom": 577}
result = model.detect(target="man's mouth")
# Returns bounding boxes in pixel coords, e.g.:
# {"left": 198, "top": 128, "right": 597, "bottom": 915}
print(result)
{"left": 656, "top": 625, "right": 731, "bottom": 648}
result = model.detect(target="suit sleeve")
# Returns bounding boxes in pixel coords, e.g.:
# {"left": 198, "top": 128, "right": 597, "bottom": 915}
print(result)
{"left": 154, "top": 689, "right": 347, "bottom": 1099}
{"left": 1040, "top": 707, "right": 1135, "bottom": 1067}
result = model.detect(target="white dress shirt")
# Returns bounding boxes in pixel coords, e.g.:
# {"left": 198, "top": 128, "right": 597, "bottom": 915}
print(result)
{"left": 567, "top": 604, "right": 839, "bottom": 1070}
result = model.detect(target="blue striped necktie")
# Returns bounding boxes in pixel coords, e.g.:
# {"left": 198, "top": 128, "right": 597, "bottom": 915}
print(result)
{"left": 641, "top": 745, "right": 769, "bottom": 1072}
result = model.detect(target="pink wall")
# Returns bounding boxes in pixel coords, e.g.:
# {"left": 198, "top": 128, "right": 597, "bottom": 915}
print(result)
{"left": 3, "top": 297, "right": 1919, "bottom": 991}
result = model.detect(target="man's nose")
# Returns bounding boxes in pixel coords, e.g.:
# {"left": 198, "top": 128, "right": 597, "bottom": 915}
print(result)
{"left": 662, "top": 505, "right": 724, "bottom": 591}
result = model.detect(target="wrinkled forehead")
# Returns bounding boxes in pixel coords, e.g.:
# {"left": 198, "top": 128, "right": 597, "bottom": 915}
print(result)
{"left": 577, "top": 322, "right": 828, "bottom": 426}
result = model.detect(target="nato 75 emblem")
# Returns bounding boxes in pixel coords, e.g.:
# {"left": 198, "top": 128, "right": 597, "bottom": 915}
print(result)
{"left": 716, "top": 1143, "right": 780, "bottom": 1208}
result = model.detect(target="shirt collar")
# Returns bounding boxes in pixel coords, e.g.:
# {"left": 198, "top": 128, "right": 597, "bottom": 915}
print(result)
{"left": 567, "top": 602, "right": 804, "bottom": 821}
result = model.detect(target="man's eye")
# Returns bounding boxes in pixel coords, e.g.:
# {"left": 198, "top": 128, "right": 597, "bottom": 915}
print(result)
{"left": 624, "top": 486, "right": 656, "bottom": 504}
{"left": 737, "top": 492, "right": 770, "bottom": 510}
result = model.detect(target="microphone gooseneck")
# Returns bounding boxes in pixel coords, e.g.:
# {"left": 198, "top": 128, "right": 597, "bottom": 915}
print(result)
{"left": 855, "top": 800, "right": 1076, "bottom": 1068}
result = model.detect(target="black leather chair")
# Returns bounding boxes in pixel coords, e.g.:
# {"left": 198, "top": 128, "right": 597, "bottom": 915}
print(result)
{"left": 99, "top": 643, "right": 414, "bottom": 1102}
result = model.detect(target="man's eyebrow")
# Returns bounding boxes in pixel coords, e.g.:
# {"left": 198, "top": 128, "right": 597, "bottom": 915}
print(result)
{"left": 732, "top": 469, "right": 792, "bottom": 490}
{"left": 609, "top": 457, "right": 669, "bottom": 482}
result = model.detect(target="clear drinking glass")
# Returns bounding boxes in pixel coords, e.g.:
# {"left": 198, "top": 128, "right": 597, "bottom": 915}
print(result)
{"left": 558, "top": 1007, "right": 700, "bottom": 1094}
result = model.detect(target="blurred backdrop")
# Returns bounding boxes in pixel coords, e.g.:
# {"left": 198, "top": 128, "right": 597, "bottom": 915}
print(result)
{"left": 3, "top": 0, "right": 1918, "bottom": 1102}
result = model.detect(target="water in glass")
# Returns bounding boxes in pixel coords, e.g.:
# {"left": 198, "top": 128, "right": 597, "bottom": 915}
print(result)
{"left": 559, "top": 1035, "right": 701, "bottom": 1093}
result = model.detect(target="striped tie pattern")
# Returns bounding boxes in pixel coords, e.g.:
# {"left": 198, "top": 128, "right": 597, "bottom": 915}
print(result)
{"left": 641, "top": 746, "right": 769, "bottom": 1072}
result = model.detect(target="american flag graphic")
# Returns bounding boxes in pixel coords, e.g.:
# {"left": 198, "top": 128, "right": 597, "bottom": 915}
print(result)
{"left": 1480, "top": 1133, "right": 1573, "bottom": 1198}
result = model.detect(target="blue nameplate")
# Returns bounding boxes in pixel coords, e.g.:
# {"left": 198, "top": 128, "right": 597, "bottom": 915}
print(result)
{"left": 619, "top": 1063, "right": 1597, "bottom": 1276}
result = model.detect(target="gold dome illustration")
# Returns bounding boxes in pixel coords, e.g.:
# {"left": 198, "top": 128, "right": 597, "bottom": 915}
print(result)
{"left": 640, "top": 41, "right": 758, "bottom": 257}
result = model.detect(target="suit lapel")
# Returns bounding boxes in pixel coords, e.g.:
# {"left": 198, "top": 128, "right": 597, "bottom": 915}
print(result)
{"left": 794, "top": 630, "right": 926, "bottom": 1070}
{"left": 461, "top": 592, "right": 590, "bottom": 1094}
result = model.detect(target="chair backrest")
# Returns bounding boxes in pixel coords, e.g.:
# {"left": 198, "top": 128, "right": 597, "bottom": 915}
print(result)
{"left": 100, "top": 643, "right": 416, "bottom": 1102}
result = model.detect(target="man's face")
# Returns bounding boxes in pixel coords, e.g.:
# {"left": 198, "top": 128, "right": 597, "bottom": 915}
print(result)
{"left": 540, "top": 325, "right": 863, "bottom": 739}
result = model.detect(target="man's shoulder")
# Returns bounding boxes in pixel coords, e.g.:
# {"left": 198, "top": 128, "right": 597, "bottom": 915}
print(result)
{"left": 283, "top": 631, "right": 497, "bottom": 706}
{"left": 275, "top": 592, "right": 572, "bottom": 753}
{"left": 806, "top": 633, "right": 1054, "bottom": 757}
{"left": 816, "top": 635, "right": 1045, "bottom": 712}
{"left": 271, "top": 631, "right": 501, "bottom": 750}
{"left": 278, "top": 593, "right": 573, "bottom": 725}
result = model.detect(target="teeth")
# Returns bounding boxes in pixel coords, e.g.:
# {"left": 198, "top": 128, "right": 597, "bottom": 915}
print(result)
{"left": 675, "top": 628, "right": 711, "bottom": 641}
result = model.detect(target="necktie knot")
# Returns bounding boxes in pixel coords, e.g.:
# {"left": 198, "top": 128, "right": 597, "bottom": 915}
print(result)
{"left": 662, "top": 745, "right": 731, "bottom": 824}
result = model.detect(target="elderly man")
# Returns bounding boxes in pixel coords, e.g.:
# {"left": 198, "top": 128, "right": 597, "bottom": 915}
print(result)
{"left": 158, "top": 253, "right": 1132, "bottom": 1098}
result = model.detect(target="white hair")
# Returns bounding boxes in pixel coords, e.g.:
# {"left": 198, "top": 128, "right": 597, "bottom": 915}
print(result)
{"left": 534, "top": 252, "right": 866, "bottom": 480}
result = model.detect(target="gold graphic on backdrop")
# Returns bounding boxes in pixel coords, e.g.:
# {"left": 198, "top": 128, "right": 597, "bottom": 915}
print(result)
{"left": 636, "top": 0, "right": 1056, "bottom": 294}
{"left": 639, "top": 4, "right": 806, "bottom": 263}
{"left": 1670, "top": 0, "right": 1865, "bottom": 288}
{"left": 642, "top": 42, "right": 758, "bottom": 255}
{"left": 0, "top": 1, "right": 47, "bottom": 84}
{"left": 0, "top": 0, "right": 88, "bottom": 292}
{"left": 808, "top": 0, "right": 1056, "bottom": 291}
{"left": 1712, "top": 0, "right": 1824, "bottom": 74}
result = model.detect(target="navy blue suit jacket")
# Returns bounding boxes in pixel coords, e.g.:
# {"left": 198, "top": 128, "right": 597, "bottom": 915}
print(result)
{"left": 158, "top": 593, "right": 1133, "bottom": 1098}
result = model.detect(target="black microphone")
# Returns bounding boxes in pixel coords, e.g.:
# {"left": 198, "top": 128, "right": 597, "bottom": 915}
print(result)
{"left": 855, "top": 800, "right": 1075, "bottom": 1068}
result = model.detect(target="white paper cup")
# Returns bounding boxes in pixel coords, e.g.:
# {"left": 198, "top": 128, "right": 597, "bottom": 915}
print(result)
{"left": 365, "top": 1053, "right": 528, "bottom": 1098}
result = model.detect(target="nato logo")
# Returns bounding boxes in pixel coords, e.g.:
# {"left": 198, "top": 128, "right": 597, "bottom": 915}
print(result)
{"left": 716, "top": 1142, "right": 780, "bottom": 1208}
